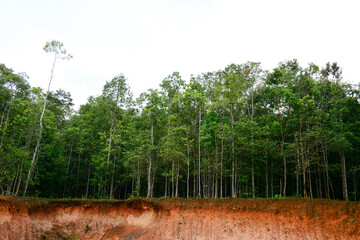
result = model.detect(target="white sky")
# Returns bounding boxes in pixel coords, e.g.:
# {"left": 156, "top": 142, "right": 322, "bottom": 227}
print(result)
{"left": 1, "top": 0, "right": 359, "bottom": 109}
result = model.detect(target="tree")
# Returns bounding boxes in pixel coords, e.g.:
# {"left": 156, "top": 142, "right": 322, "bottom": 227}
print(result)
{"left": 264, "top": 60, "right": 300, "bottom": 197}
{"left": 2, "top": 58, "right": 359, "bottom": 200}
{"left": 23, "top": 40, "right": 72, "bottom": 196}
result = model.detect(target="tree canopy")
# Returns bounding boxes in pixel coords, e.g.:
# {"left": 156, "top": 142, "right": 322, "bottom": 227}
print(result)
{"left": 1, "top": 59, "right": 360, "bottom": 201}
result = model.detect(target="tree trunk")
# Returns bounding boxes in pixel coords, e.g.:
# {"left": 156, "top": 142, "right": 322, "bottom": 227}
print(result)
{"left": 24, "top": 55, "right": 57, "bottom": 196}
{"left": 85, "top": 158, "right": 91, "bottom": 199}
{"left": 316, "top": 150, "right": 322, "bottom": 198}
{"left": 151, "top": 166, "right": 155, "bottom": 197}
{"left": 230, "top": 106, "right": 236, "bottom": 198}
{"left": 339, "top": 149, "right": 348, "bottom": 200}
{"left": 322, "top": 144, "right": 330, "bottom": 199}
{"left": 171, "top": 159, "right": 174, "bottom": 198}
{"left": 107, "top": 112, "right": 114, "bottom": 166}
{"left": 136, "top": 157, "right": 140, "bottom": 196}
{"left": 353, "top": 171, "right": 357, "bottom": 201}
{"left": 124, "top": 170, "right": 128, "bottom": 199}
{"left": 308, "top": 165, "right": 313, "bottom": 199}
{"left": 198, "top": 104, "right": 201, "bottom": 197}
{"left": 271, "top": 158, "right": 274, "bottom": 198}
{"left": 300, "top": 126, "right": 307, "bottom": 198}
{"left": 63, "top": 143, "right": 73, "bottom": 198}
{"left": 193, "top": 142, "right": 196, "bottom": 198}
{"left": 164, "top": 169, "right": 168, "bottom": 197}
{"left": 251, "top": 152, "right": 255, "bottom": 198}
{"left": 186, "top": 139, "right": 190, "bottom": 199}
{"left": 280, "top": 114, "right": 287, "bottom": 197}
{"left": 251, "top": 89, "right": 255, "bottom": 199}
{"left": 109, "top": 149, "right": 116, "bottom": 199}
{"left": 265, "top": 156, "right": 269, "bottom": 198}
{"left": 147, "top": 123, "right": 153, "bottom": 198}
{"left": 220, "top": 138, "right": 224, "bottom": 198}
{"left": 175, "top": 158, "right": 179, "bottom": 197}
{"left": 215, "top": 136, "right": 218, "bottom": 199}
{"left": 75, "top": 150, "right": 81, "bottom": 198}
{"left": 15, "top": 135, "right": 33, "bottom": 196}
{"left": 296, "top": 146, "right": 300, "bottom": 196}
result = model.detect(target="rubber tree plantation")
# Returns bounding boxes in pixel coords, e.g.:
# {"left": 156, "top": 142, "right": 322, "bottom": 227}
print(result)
{"left": 1, "top": 48, "right": 360, "bottom": 201}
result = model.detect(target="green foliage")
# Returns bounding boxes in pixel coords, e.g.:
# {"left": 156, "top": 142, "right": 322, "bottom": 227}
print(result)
{"left": 1, "top": 60, "right": 359, "bottom": 201}
{"left": 43, "top": 40, "right": 73, "bottom": 60}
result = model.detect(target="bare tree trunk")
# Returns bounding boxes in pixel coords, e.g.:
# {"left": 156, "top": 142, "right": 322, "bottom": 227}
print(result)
{"left": 251, "top": 152, "right": 255, "bottom": 198}
{"left": 151, "top": 167, "right": 155, "bottom": 197}
{"left": 353, "top": 171, "right": 357, "bottom": 201}
{"left": 171, "top": 159, "right": 174, "bottom": 198}
{"left": 230, "top": 106, "right": 236, "bottom": 198}
{"left": 136, "top": 157, "right": 140, "bottom": 196}
{"left": 316, "top": 150, "right": 322, "bottom": 198}
{"left": 266, "top": 156, "right": 269, "bottom": 198}
{"left": 75, "top": 150, "right": 81, "bottom": 197}
{"left": 220, "top": 138, "right": 224, "bottom": 198}
{"left": 124, "top": 169, "right": 128, "bottom": 199}
{"left": 85, "top": 158, "right": 91, "bottom": 199}
{"left": 186, "top": 139, "right": 190, "bottom": 199}
{"left": 198, "top": 104, "right": 201, "bottom": 197}
{"left": 250, "top": 89, "right": 255, "bottom": 199}
{"left": 296, "top": 147, "right": 300, "bottom": 196}
{"left": 175, "top": 158, "right": 179, "bottom": 197}
{"left": 193, "top": 143, "right": 196, "bottom": 198}
{"left": 322, "top": 144, "right": 330, "bottom": 199}
{"left": 147, "top": 154, "right": 152, "bottom": 198}
{"left": 15, "top": 135, "right": 33, "bottom": 196}
{"left": 308, "top": 165, "right": 313, "bottom": 199}
{"left": 339, "top": 149, "right": 348, "bottom": 200}
{"left": 270, "top": 158, "right": 273, "bottom": 197}
{"left": 107, "top": 112, "right": 114, "bottom": 166}
{"left": 147, "top": 123, "right": 153, "bottom": 198}
{"left": 109, "top": 166, "right": 115, "bottom": 199}
{"left": 24, "top": 55, "right": 57, "bottom": 196}
{"left": 109, "top": 149, "right": 116, "bottom": 199}
{"left": 131, "top": 171, "right": 134, "bottom": 196}
{"left": 15, "top": 164, "right": 23, "bottom": 196}
{"left": 11, "top": 167, "right": 20, "bottom": 195}
{"left": 299, "top": 123, "right": 307, "bottom": 198}
{"left": 280, "top": 114, "right": 287, "bottom": 197}
{"left": 151, "top": 154, "right": 157, "bottom": 197}
{"left": 301, "top": 147, "right": 307, "bottom": 198}
{"left": 105, "top": 112, "right": 115, "bottom": 198}
{"left": 164, "top": 172, "right": 168, "bottom": 197}
{"left": 63, "top": 143, "right": 73, "bottom": 198}
{"left": 215, "top": 136, "right": 218, "bottom": 199}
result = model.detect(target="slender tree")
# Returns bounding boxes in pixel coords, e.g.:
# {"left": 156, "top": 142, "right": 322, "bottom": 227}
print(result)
{"left": 23, "top": 41, "right": 72, "bottom": 196}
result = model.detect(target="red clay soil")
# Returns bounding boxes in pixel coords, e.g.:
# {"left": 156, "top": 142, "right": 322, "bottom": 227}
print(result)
{"left": 0, "top": 197, "right": 360, "bottom": 240}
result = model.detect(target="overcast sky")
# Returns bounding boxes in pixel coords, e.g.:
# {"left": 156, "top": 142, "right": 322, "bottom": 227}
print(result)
{"left": 1, "top": 0, "right": 359, "bottom": 109}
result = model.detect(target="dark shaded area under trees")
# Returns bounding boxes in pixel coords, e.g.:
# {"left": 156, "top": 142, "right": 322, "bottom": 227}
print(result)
{"left": 1, "top": 59, "right": 360, "bottom": 201}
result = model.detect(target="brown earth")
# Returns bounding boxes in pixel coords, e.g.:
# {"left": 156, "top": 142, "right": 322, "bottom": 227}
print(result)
{"left": 0, "top": 197, "right": 360, "bottom": 239}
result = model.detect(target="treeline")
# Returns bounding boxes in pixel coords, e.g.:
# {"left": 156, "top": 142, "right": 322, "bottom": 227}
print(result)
{"left": 1, "top": 60, "right": 360, "bottom": 200}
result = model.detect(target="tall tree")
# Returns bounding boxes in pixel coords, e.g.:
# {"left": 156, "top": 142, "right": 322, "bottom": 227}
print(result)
{"left": 24, "top": 40, "right": 72, "bottom": 196}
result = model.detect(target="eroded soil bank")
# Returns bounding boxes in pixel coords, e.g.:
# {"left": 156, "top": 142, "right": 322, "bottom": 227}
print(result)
{"left": 0, "top": 197, "right": 359, "bottom": 239}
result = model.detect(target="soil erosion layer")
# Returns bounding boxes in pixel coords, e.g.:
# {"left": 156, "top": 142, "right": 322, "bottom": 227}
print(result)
{"left": 0, "top": 197, "right": 360, "bottom": 239}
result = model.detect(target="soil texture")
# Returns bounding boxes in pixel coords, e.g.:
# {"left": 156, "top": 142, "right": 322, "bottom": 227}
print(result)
{"left": 0, "top": 197, "right": 359, "bottom": 239}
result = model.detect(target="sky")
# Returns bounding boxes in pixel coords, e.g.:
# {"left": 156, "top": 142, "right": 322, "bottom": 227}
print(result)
{"left": 1, "top": 0, "right": 359, "bottom": 109}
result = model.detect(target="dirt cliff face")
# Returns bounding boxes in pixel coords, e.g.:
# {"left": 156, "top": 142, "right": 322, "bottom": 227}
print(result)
{"left": 0, "top": 197, "right": 359, "bottom": 240}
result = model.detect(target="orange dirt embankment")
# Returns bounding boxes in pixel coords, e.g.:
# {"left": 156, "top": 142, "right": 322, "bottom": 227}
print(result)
{"left": 0, "top": 197, "right": 360, "bottom": 240}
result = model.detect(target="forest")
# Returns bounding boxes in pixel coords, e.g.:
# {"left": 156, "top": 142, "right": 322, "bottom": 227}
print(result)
{"left": 1, "top": 46, "right": 360, "bottom": 201}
